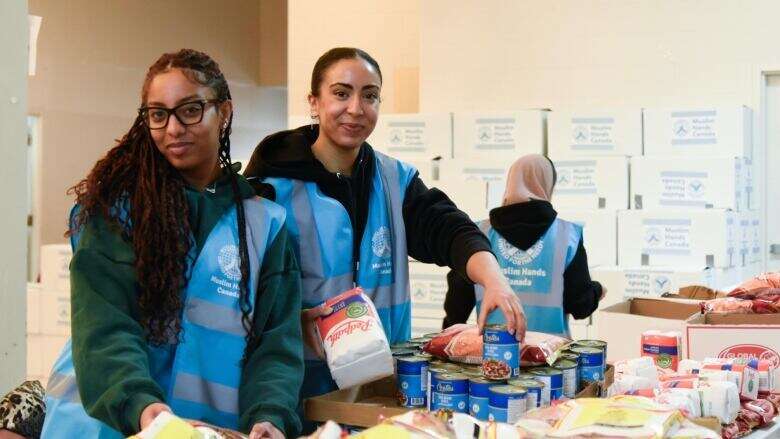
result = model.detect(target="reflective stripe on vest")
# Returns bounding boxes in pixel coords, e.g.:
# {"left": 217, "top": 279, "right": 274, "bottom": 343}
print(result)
{"left": 264, "top": 152, "right": 415, "bottom": 348}
{"left": 41, "top": 197, "right": 285, "bottom": 437}
{"left": 475, "top": 218, "right": 581, "bottom": 337}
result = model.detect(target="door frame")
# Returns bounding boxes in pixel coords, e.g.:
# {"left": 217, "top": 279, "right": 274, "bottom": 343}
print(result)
{"left": 751, "top": 65, "right": 780, "bottom": 272}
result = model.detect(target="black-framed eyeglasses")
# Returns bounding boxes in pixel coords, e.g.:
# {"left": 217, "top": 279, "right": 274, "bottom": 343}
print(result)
{"left": 138, "top": 99, "right": 221, "bottom": 130}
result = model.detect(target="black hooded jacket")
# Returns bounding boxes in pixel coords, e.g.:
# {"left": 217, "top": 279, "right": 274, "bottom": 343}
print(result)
{"left": 442, "top": 199, "right": 603, "bottom": 329}
{"left": 243, "top": 126, "right": 493, "bottom": 279}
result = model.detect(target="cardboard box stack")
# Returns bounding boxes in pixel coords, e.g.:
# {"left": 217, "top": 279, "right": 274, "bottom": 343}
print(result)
{"left": 547, "top": 109, "right": 640, "bottom": 337}
{"left": 28, "top": 243, "right": 72, "bottom": 384}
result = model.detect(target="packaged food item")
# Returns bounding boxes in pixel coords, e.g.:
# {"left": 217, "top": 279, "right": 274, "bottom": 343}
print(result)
{"left": 741, "top": 398, "right": 776, "bottom": 425}
{"left": 702, "top": 360, "right": 760, "bottom": 400}
{"left": 430, "top": 373, "right": 469, "bottom": 413}
{"left": 508, "top": 378, "right": 544, "bottom": 410}
{"left": 608, "top": 375, "right": 656, "bottom": 397}
{"left": 423, "top": 324, "right": 483, "bottom": 364}
{"left": 422, "top": 326, "right": 570, "bottom": 367}
{"left": 568, "top": 346, "right": 605, "bottom": 384}
{"left": 698, "top": 381, "right": 740, "bottom": 424}
{"left": 315, "top": 288, "right": 393, "bottom": 389}
{"left": 528, "top": 367, "right": 563, "bottom": 406}
{"left": 701, "top": 297, "right": 754, "bottom": 314}
{"left": 551, "top": 359, "right": 578, "bottom": 399}
{"left": 614, "top": 356, "right": 660, "bottom": 386}
{"left": 641, "top": 330, "right": 681, "bottom": 372}
{"left": 468, "top": 377, "right": 494, "bottom": 421}
{"left": 396, "top": 356, "right": 429, "bottom": 408}
{"left": 488, "top": 385, "right": 527, "bottom": 423}
{"left": 677, "top": 359, "right": 703, "bottom": 375}
{"left": 482, "top": 324, "right": 520, "bottom": 380}
{"left": 129, "top": 411, "right": 243, "bottom": 439}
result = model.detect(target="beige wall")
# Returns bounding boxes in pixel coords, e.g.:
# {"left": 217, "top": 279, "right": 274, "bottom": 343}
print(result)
{"left": 0, "top": 0, "right": 29, "bottom": 392}
{"left": 260, "top": 0, "right": 288, "bottom": 86}
{"left": 420, "top": 1, "right": 780, "bottom": 112}
{"left": 29, "top": 0, "right": 287, "bottom": 247}
{"left": 287, "top": 0, "right": 420, "bottom": 117}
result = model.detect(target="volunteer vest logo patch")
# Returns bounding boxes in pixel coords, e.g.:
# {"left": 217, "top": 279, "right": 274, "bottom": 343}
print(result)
{"left": 498, "top": 237, "right": 543, "bottom": 266}
{"left": 372, "top": 226, "right": 392, "bottom": 258}
{"left": 218, "top": 244, "right": 242, "bottom": 281}
{"left": 718, "top": 344, "right": 780, "bottom": 368}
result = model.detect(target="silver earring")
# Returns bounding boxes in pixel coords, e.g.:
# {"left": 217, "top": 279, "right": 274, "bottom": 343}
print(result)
{"left": 310, "top": 114, "right": 318, "bottom": 130}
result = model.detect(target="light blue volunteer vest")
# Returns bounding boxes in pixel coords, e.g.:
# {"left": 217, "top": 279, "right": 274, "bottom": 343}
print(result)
{"left": 40, "top": 197, "right": 286, "bottom": 438}
{"left": 262, "top": 151, "right": 416, "bottom": 398}
{"left": 475, "top": 218, "right": 581, "bottom": 337}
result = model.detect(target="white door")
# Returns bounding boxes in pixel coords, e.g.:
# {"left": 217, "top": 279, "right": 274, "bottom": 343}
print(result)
{"left": 764, "top": 75, "right": 780, "bottom": 271}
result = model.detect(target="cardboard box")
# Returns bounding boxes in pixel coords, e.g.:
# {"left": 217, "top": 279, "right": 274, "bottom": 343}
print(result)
{"left": 39, "top": 288, "right": 71, "bottom": 336}
{"left": 28, "top": 333, "right": 68, "bottom": 379}
{"left": 409, "top": 262, "right": 448, "bottom": 337}
{"left": 595, "top": 298, "right": 700, "bottom": 363}
{"left": 433, "top": 180, "right": 488, "bottom": 222}
{"left": 686, "top": 313, "right": 780, "bottom": 371}
{"left": 618, "top": 209, "right": 736, "bottom": 269}
{"left": 548, "top": 109, "right": 643, "bottom": 157}
{"left": 642, "top": 106, "right": 753, "bottom": 158}
{"left": 630, "top": 156, "right": 744, "bottom": 211}
{"left": 452, "top": 111, "right": 546, "bottom": 161}
{"left": 305, "top": 367, "right": 613, "bottom": 426}
{"left": 367, "top": 113, "right": 452, "bottom": 160}
{"left": 27, "top": 283, "right": 42, "bottom": 334}
{"left": 550, "top": 157, "right": 629, "bottom": 210}
{"left": 405, "top": 159, "right": 435, "bottom": 184}
{"left": 438, "top": 158, "right": 509, "bottom": 184}
{"left": 39, "top": 244, "right": 72, "bottom": 291}
{"left": 557, "top": 209, "right": 617, "bottom": 268}
{"left": 591, "top": 266, "right": 713, "bottom": 301}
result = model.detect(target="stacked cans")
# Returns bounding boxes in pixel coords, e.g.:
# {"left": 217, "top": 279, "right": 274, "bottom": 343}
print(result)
{"left": 394, "top": 335, "right": 608, "bottom": 422}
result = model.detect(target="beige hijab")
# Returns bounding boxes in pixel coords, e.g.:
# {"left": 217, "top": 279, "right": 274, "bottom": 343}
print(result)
{"left": 502, "top": 154, "right": 556, "bottom": 206}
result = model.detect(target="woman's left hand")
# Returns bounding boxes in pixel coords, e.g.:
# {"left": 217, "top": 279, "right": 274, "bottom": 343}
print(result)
{"left": 249, "top": 421, "right": 285, "bottom": 439}
{"left": 466, "top": 251, "right": 527, "bottom": 342}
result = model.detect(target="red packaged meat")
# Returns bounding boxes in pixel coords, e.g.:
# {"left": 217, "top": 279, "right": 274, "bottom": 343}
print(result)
{"left": 729, "top": 272, "right": 780, "bottom": 299}
{"left": 742, "top": 399, "right": 776, "bottom": 425}
{"left": 422, "top": 324, "right": 571, "bottom": 366}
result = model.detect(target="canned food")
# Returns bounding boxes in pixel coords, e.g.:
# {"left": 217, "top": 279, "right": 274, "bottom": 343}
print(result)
{"left": 391, "top": 342, "right": 418, "bottom": 350}
{"left": 515, "top": 373, "right": 539, "bottom": 381}
{"left": 569, "top": 346, "right": 605, "bottom": 383}
{"left": 409, "top": 337, "right": 431, "bottom": 345}
{"left": 488, "top": 385, "right": 527, "bottom": 423}
{"left": 396, "top": 356, "right": 429, "bottom": 408}
{"left": 468, "top": 377, "right": 495, "bottom": 420}
{"left": 391, "top": 348, "right": 419, "bottom": 357}
{"left": 553, "top": 359, "right": 579, "bottom": 398}
{"left": 559, "top": 352, "right": 580, "bottom": 364}
{"left": 427, "top": 366, "right": 453, "bottom": 410}
{"left": 460, "top": 368, "right": 484, "bottom": 379}
{"left": 438, "top": 363, "right": 463, "bottom": 372}
{"left": 430, "top": 373, "right": 469, "bottom": 413}
{"left": 508, "top": 378, "right": 544, "bottom": 409}
{"left": 482, "top": 324, "right": 520, "bottom": 380}
{"left": 416, "top": 352, "right": 433, "bottom": 361}
{"left": 529, "top": 367, "right": 563, "bottom": 406}
{"left": 572, "top": 339, "right": 607, "bottom": 358}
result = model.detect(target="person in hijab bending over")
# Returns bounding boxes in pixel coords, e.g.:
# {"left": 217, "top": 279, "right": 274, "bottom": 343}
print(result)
{"left": 442, "top": 154, "right": 605, "bottom": 336}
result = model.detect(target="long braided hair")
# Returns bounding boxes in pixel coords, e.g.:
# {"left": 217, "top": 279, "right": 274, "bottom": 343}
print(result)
{"left": 68, "top": 49, "right": 258, "bottom": 356}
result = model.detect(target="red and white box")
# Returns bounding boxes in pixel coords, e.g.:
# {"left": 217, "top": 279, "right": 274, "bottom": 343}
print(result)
{"left": 686, "top": 313, "right": 780, "bottom": 393}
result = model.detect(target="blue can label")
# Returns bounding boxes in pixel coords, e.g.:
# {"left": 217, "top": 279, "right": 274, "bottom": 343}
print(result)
{"left": 398, "top": 364, "right": 428, "bottom": 408}
{"left": 469, "top": 396, "right": 489, "bottom": 420}
{"left": 483, "top": 327, "right": 520, "bottom": 379}
{"left": 525, "top": 386, "right": 541, "bottom": 409}
{"left": 576, "top": 349, "right": 605, "bottom": 382}
{"left": 432, "top": 392, "right": 468, "bottom": 412}
{"left": 529, "top": 374, "right": 562, "bottom": 406}
{"left": 488, "top": 389, "right": 526, "bottom": 423}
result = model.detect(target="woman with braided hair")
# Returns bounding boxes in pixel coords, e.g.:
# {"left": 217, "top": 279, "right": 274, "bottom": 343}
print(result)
{"left": 37, "top": 49, "right": 303, "bottom": 439}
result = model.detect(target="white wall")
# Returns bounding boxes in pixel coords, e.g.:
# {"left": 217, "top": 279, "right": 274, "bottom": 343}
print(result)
{"left": 0, "top": 0, "right": 29, "bottom": 392}
{"left": 29, "top": 0, "right": 286, "bottom": 248}
{"left": 287, "top": 0, "right": 420, "bottom": 117}
{"left": 420, "top": 1, "right": 780, "bottom": 112}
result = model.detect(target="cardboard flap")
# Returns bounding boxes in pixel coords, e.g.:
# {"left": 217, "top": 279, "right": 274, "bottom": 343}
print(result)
{"left": 704, "top": 313, "right": 780, "bottom": 325}
{"left": 629, "top": 298, "right": 701, "bottom": 320}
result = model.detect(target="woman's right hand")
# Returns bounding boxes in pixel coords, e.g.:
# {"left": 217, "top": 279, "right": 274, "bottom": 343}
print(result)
{"left": 301, "top": 305, "right": 332, "bottom": 359}
{"left": 139, "top": 402, "right": 172, "bottom": 431}
{"left": 599, "top": 287, "right": 608, "bottom": 301}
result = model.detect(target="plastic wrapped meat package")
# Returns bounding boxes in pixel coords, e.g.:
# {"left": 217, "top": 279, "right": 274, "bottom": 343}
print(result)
{"left": 315, "top": 288, "right": 394, "bottom": 389}
{"left": 423, "top": 325, "right": 571, "bottom": 366}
